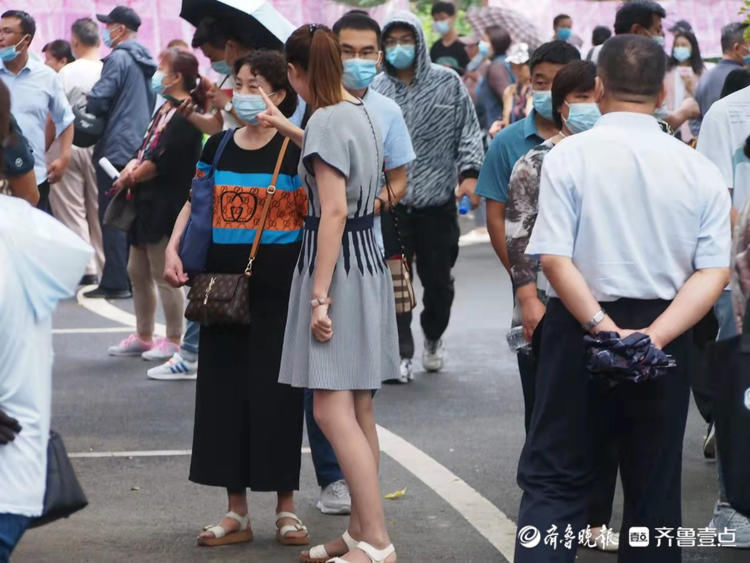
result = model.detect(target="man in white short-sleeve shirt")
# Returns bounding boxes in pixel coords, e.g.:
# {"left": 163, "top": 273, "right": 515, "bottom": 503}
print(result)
{"left": 0, "top": 196, "right": 91, "bottom": 558}
{"left": 516, "top": 35, "right": 730, "bottom": 563}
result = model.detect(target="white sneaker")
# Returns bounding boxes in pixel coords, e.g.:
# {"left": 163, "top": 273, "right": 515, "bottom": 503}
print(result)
{"left": 141, "top": 338, "right": 180, "bottom": 361}
{"left": 147, "top": 353, "right": 198, "bottom": 381}
{"left": 385, "top": 359, "right": 413, "bottom": 384}
{"left": 108, "top": 334, "right": 153, "bottom": 357}
{"left": 316, "top": 479, "right": 351, "bottom": 515}
{"left": 458, "top": 228, "right": 491, "bottom": 247}
{"left": 423, "top": 339, "right": 444, "bottom": 372}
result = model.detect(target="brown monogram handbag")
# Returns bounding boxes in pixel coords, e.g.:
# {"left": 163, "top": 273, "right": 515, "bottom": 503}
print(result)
{"left": 383, "top": 172, "right": 416, "bottom": 314}
{"left": 185, "top": 137, "right": 290, "bottom": 326}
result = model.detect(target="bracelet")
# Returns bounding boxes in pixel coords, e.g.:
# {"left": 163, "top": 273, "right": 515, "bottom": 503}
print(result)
{"left": 582, "top": 309, "right": 606, "bottom": 332}
{"left": 311, "top": 297, "right": 332, "bottom": 308}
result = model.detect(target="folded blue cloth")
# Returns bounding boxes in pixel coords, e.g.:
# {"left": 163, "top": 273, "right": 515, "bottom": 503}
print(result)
{"left": 584, "top": 331, "right": 677, "bottom": 384}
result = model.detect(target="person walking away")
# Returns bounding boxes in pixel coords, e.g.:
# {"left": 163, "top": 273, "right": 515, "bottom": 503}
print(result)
{"left": 372, "top": 10, "right": 484, "bottom": 379}
{"left": 694, "top": 22, "right": 749, "bottom": 129}
{"left": 279, "top": 24, "right": 399, "bottom": 563}
{"left": 429, "top": 2, "right": 469, "bottom": 75}
{"left": 476, "top": 26, "right": 513, "bottom": 131}
{"left": 42, "top": 40, "right": 74, "bottom": 72}
{"left": 47, "top": 18, "right": 105, "bottom": 286}
{"left": 585, "top": 26, "right": 611, "bottom": 63}
{"left": 85, "top": 5, "right": 156, "bottom": 299}
{"left": 664, "top": 29, "right": 704, "bottom": 144}
{"left": 460, "top": 32, "right": 489, "bottom": 105}
{"left": 105, "top": 48, "right": 202, "bottom": 360}
{"left": 516, "top": 35, "right": 731, "bottom": 563}
{"left": 506, "top": 60, "right": 619, "bottom": 552}
{"left": 0, "top": 10, "right": 74, "bottom": 214}
{"left": 163, "top": 50, "right": 309, "bottom": 548}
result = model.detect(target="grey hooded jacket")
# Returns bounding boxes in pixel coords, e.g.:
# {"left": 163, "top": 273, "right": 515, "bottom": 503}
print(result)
{"left": 372, "top": 11, "right": 484, "bottom": 208}
{"left": 87, "top": 39, "right": 156, "bottom": 167}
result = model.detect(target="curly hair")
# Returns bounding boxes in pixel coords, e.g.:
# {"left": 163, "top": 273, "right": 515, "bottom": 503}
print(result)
{"left": 234, "top": 50, "right": 298, "bottom": 118}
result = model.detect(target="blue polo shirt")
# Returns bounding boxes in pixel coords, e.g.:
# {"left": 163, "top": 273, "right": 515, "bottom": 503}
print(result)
{"left": 475, "top": 109, "right": 544, "bottom": 203}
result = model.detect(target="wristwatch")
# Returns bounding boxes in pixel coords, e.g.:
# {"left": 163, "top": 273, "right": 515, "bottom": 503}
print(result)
{"left": 582, "top": 309, "right": 606, "bottom": 332}
{"left": 223, "top": 100, "right": 233, "bottom": 113}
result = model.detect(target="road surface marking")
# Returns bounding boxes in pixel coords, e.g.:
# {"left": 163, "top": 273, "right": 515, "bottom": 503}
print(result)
{"left": 71, "top": 447, "right": 312, "bottom": 458}
{"left": 77, "top": 286, "right": 166, "bottom": 337}
{"left": 53, "top": 327, "right": 135, "bottom": 334}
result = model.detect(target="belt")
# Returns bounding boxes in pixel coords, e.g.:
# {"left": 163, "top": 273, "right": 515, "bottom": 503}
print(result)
{"left": 304, "top": 214, "right": 374, "bottom": 232}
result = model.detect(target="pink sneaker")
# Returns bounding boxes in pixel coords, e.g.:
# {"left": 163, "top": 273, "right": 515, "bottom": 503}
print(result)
{"left": 141, "top": 338, "right": 180, "bottom": 362}
{"left": 108, "top": 334, "right": 153, "bottom": 357}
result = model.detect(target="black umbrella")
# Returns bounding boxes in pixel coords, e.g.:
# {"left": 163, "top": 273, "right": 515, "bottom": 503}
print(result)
{"left": 180, "top": 0, "right": 296, "bottom": 50}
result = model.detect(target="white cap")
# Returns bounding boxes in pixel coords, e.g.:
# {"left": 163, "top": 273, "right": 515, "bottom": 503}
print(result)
{"left": 506, "top": 42, "right": 530, "bottom": 65}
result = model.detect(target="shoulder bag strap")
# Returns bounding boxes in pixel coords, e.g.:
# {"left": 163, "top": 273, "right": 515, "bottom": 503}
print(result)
{"left": 383, "top": 166, "right": 411, "bottom": 273}
{"left": 244, "top": 136, "right": 291, "bottom": 276}
{"left": 212, "top": 129, "right": 234, "bottom": 171}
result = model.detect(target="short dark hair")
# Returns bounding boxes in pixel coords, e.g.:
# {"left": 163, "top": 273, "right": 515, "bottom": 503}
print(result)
{"left": 191, "top": 16, "right": 227, "bottom": 49}
{"left": 431, "top": 2, "right": 455, "bottom": 17}
{"left": 720, "top": 22, "right": 749, "bottom": 53}
{"left": 613, "top": 1, "right": 666, "bottom": 35}
{"left": 553, "top": 14, "right": 571, "bottom": 28}
{"left": 721, "top": 68, "right": 750, "bottom": 99}
{"left": 1, "top": 10, "right": 35, "bottom": 39}
{"left": 42, "top": 39, "right": 74, "bottom": 63}
{"left": 598, "top": 34, "right": 666, "bottom": 99}
{"left": 592, "top": 25, "right": 612, "bottom": 46}
{"left": 234, "top": 50, "right": 298, "bottom": 118}
{"left": 486, "top": 26, "right": 511, "bottom": 57}
{"left": 529, "top": 40, "right": 581, "bottom": 73}
{"left": 71, "top": 17, "right": 99, "bottom": 47}
{"left": 551, "top": 60, "right": 597, "bottom": 129}
{"left": 333, "top": 11, "right": 381, "bottom": 44}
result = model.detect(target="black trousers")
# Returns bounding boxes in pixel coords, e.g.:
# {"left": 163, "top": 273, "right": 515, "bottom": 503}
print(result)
{"left": 381, "top": 199, "right": 460, "bottom": 359}
{"left": 515, "top": 298, "right": 691, "bottom": 563}
{"left": 95, "top": 164, "right": 130, "bottom": 291}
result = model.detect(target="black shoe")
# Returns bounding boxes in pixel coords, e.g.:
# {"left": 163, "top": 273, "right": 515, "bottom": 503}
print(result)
{"left": 79, "top": 274, "right": 99, "bottom": 286}
{"left": 83, "top": 287, "right": 132, "bottom": 299}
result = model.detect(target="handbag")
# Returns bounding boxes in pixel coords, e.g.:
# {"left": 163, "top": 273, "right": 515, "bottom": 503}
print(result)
{"left": 102, "top": 186, "right": 135, "bottom": 232}
{"left": 383, "top": 173, "right": 416, "bottom": 314}
{"left": 72, "top": 102, "right": 106, "bottom": 148}
{"left": 28, "top": 431, "right": 88, "bottom": 528}
{"left": 185, "top": 137, "right": 290, "bottom": 326}
{"left": 179, "top": 129, "right": 234, "bottom": 277}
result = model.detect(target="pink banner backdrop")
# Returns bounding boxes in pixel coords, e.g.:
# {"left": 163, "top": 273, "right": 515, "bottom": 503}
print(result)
{"left": 491, "top": 0, "right": 745, "bottom": 58}
{"left": 2, "top": 0, "right": 408, "bottom": 74}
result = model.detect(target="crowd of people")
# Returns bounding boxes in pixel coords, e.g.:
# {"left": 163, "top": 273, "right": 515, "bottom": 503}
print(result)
{"left": 1, "top": 0, "right": 750, "bottom": 561}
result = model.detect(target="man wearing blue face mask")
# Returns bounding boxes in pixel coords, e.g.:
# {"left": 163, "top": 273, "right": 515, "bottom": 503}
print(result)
{"left": 372, "top": 10, "right": 483, "bottom": 378}
{"left": 429, "top": 2, "right": 469, "bottom": 75}
{"left": 552, "top": 14, "right": 573, "bottom": 43}
{"left": 84, "top": 5, "right": 156, "bottom": 300}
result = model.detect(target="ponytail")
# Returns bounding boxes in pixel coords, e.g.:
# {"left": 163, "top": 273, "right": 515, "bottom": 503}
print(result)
{"left": 162, "top": 47, "right": 207, "bottom": 111}
{"left": 190, "top": 75, "right": 211, "bottom": 111}
{"left": 285, "top": 24, "right": 343, "bottom": 109}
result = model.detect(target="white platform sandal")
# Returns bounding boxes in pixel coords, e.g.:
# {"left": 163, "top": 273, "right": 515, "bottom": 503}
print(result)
{"left": 276, "top": 511, "right": 310, "bottom": 546}
{"left": 197, "top": 511, "right": 253, "bottom": 546}
{"left": 328, "top": 541, "right": 396, "bottom": 563}
{"left": 301, "top": 530, "right": 358, "bottom": 562}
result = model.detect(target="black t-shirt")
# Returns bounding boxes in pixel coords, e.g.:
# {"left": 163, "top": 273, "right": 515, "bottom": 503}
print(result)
{"left": 430, "top": 39, "right": 470, "bottom": 75}
{"left": 4, "top": 115, "right": 34, "bottom": 177}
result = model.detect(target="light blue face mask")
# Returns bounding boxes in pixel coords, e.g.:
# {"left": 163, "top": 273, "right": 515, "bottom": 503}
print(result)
{"left": 102, "top": 26, "right": 121, "bottom": 48}
{"left": 211, "top": 60, "right": 232, "bottom": 75}
{"left": 563, "top": 102, "right": 601, "bottom": 134}
{"left": 233, "top": 92, "right": 266, "bottom": 124}
{"left": 478, "top": 41, "right": 490, "bottom": 58}
{"left": 672, "top": 46, "right": 691, "bottom": 62}
{"left": 150, "top": 70, "right": 167, "bottom": 94}
{"left": 0, "top": 34, "right": 28, "bottom": 62}
{"left": 342, "top": 58, "right": 378, "bottom": 90}
{"left": 556, "top": 28, "right": 572, "bottom": 41}
{"left": 467, "top": 53, "right": 484, "bottom": 72}
{"left": 386, "top": 45, "right": 416, "bottom": 70}
{"left": 433, "top": 20, "right": 451, "bottom": 37}
{"left": 532, "top": 90, "right": 554, "bottom": 121}
{"left": 652, "top": 34, "right": 665, "bottom": 48}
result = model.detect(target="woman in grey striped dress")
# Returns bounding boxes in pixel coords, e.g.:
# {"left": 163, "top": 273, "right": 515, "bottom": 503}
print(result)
{"left": 278, "top": 24, "right": 399, "bottom": 563}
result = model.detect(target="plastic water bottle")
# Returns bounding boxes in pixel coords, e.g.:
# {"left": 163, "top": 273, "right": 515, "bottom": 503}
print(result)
{"left": 506, "top": 326, "right": 530, "bottom": 352}
{"left": 458, "top": 195, "right": 471, "bottom": 215}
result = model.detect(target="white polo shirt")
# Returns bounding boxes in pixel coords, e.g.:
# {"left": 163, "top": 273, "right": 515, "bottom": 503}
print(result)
{"left": 526, "top": 112, "right": 731, "bottom": 302}
{"left": 696, "top": 85, "right": 750, "bottom": 211}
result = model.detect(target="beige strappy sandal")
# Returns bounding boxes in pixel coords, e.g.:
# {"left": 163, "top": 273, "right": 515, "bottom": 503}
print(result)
{"left": 197, "top": 511, "right": 253, "bottom": 546}
{"left": 301, "top": 530, "right": 358, "bottom": 562}
{"left": 328, "top": 541, "right": 396, "bottom": 563}
{"left": 276, "top": 511, "right": 310, "bottom": 546}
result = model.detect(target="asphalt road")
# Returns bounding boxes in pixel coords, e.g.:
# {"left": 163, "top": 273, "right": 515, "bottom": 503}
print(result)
{"left": 13, "top": 239, "right": 748, "bottom": 563}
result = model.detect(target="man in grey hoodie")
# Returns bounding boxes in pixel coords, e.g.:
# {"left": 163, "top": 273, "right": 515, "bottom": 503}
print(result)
{"left": 372, "top": 11, "right": 484, "bottom": 379}
{"left": 84, "top": 6, "right": 156, "bottom": 299}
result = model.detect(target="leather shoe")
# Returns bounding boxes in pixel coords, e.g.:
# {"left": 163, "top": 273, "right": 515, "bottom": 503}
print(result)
{"left": 79, "top": 274, "right": 99, "bottom": 286}
{"left": 83, "top": 287, "right": 132, "bottom": 299}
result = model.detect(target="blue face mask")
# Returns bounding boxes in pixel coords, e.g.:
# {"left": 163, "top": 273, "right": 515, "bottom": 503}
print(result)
{"left": 0, "top": 34, "right": 28, "bottom": 62}
{"left": 672, "top": 46, "right": 691, "bottom": 62}
{"left": 563, "top": 102, "right": 601, "bottom": 134}
{"left": 151, "top": 71, "right": 173, "bottom": 95}
{"left": 233, "top": 92, "right": 266, "bottom": 124}
{"left": 744, "top": 52, "right": 750, "bottom": 66}
{"left": 532, "top": 90, "right": 554, "bottom": 121}
{"left": 102, "top": 26, "right": 121, "bottom": 48}
{"left": 386, "top": 45, "right": 416, "bottom": 70}
{"left": 342, "top": 58, "right": 378, "bottom": 90}
{"left": 433, "top": 20, "right": 451, "bottom": 37}
{"left": 652, "top": 34, "right": 665, "bottom": 48}
{"left": 467, "top": 53, "right": 484, "bottom": 72}
{"left": 478, "top": 41, "right": 490, "bottom": 58}
{"left": 556, "top": 28, "right": 572, "bottom": 41}
{"left": 211, "top": 60, "right": 232, "bottom": 75}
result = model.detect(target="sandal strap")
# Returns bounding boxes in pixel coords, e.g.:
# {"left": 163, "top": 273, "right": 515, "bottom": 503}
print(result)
{"left": 205, "top": 524, "right": 227, "bottom": 539}
{"left": 276, "top": 512, "right": 308, "bottom": 536}
{"left": 275, "top": 511, "right": 301, "bottom": 524}
{"left": 225, "top": 511, "right": 249, "bottom": 528}
{"left": 342, "top": 530, "right": 358, "bottom": 551}
{"left": 308, "top": 544, "right": 330, "bottom": 559}
{"left": 357, "top": 541, "right": 395, "bottom": 563}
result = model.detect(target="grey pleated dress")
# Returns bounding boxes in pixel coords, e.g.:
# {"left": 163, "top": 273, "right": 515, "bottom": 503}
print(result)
{"left": 279, "top": 100, "right": 399, "bottom": 390}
